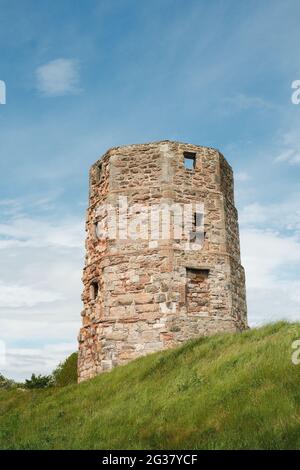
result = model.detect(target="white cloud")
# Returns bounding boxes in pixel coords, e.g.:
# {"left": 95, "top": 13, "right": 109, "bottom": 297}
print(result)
{"left": 0, "top": 216, "right": 84, "bottom": 249}
{"left": 241, "top": 228, "right": 300, "bottom": 326}
{"left": 0, "top": 281, "right": 62, "bottom": 308}
{"left": 0, "top": 200, "right": 84, "bottom": 380}
{"left": 239, "top": 195, "right": 300, "bottom": 327}
{"left": 275, "top": 149, "right": 300, "bottom": 165}
{"left": 222, "top": 93, "right": 274, "bottom": 112}
{"left": 239, "top": 196, "right": 300, "bottom": 233}
{"left": 241, "top": 228, "right": 300, "bottom": 289}
{"left": 1, "top": 342, "right": 76, "bottom": 381}
{"left": 235, "top": 171, "right": 250, "bottom": 182}
{"left": 36, "top": 58, "right": 80, "bottom": 97}
{"left": 274, "top": 130, "right": 300, "bottom": 165}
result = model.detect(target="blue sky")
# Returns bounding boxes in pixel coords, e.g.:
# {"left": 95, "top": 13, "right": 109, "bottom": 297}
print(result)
{"left": 1, "top": 0, "right": 300, "bottom": 379}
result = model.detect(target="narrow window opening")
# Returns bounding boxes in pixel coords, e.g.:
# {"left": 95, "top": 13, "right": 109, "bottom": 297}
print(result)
{"left": 184, "top": 152, "right": 196, "bottom": 170}
{"left": 189, "top": 212, "right": 203, "bottom": 242}
{"left": 97, "top": 162, "right": 103, "bottom": 182}
{"left": 90, "top": 280, "right": 99, "bottom": 301}
{"left": 92, "top": 221, "right": 98, "bottom": 239}
{"left": 93, "top": 220, "right": 102, "bottom": 240}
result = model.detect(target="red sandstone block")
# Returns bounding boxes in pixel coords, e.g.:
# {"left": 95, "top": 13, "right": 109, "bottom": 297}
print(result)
{"left": 134, "top": 293, "right": 153, "bottom": 304}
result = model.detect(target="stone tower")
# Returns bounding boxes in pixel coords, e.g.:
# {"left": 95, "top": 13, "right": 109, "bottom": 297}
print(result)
{"left": 78, "top": 141, "right": 247, "bottom": 382}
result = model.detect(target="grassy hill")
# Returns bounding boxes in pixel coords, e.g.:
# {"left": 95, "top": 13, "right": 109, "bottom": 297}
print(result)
{"left": 1, "top": 321, "right": 300, "bottom": 450}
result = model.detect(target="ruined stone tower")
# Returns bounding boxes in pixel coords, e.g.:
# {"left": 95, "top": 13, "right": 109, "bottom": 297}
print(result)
{"left": 78, "top": 141, "right": 247, "bottom": 381}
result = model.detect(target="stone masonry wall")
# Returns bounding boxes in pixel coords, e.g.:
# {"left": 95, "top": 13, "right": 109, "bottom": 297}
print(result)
{"left": 78, "top": 141, "right": 248, "bottom": 381}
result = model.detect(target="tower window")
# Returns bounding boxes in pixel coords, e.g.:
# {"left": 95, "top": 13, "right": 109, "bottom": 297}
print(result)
{"left": 97, "top": 162, "right": 103, "bottom": 182}
{"left": 90, "top": 280, "right": 99, "bottom": 300}
{"left": 189, "top": 212, "right": 203, "bottom": 242}
{"left": 93, "top": 221, "right": 101, "bottom": 240}
{"left": 186, "top": 268, "right": 210, "bottom": 314}
{"left": 184, "top": 152, "right": 196, "bottom": 170}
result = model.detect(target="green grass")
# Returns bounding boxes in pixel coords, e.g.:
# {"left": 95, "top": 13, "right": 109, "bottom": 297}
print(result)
{"left": 1, "top": 321, "right": 300, "bottom": 449}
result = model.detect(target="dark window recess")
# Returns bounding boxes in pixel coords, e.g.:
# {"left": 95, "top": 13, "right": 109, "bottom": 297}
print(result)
{"left": 90, "top": 280, "right": 99, "bottom": 300}
{"left": 92, "top": 222, "right": 97, "bottom": 239}
{"left": 190, "top": 212, "right": 204, "bottom": 242}
{"left": 93, "top": 221, "right": 101, "bottom": 240}
{"left": 184, "top": 152, "right": 196, "bottom": 170}
{"left": 97, "top": 163, "right": 103, "bottom": 182}
{"left": 187, "top": 267, "right": 209, "bottom": 278}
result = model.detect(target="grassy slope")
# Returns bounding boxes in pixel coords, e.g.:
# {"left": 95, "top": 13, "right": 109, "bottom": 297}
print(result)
{"left": 1, "top": 322, "right": 300, "bottom": 450}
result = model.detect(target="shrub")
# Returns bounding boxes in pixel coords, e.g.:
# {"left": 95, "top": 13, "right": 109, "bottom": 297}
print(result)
{"left": 52, "top": 352, "right": 78, "bottom": 387}
{"left": 25, "top": 373, "right": 53, "bottom": 389}
{"left": 0, "top": 373, "right": 17, "bottom": 390}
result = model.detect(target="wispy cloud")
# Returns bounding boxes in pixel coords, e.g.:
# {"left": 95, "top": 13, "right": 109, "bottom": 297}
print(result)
{"left": 0, "top": 281, "right": 62, "bottom": 308}
{"left": 239, "top": 195, "right": 300, "bottom": 233}
{"left": 0, "top": 198, "right": 84, "bottom": 380}
{"left": 222, "top": 93, "right": 275, "bottom": 113}
{"left": 36, "top": 58, "right": 81, "bottom": 97}
{"left": 241, "top": 228, "right": 300, "bottom": 325}
{"left": 240, "top": 194, "right": 300, "bottom": 326}
{"left": 2, "top": 342, "right": 76, "bottom": 380}
{"left": 273, "top": 129, "right": 300, "bottom": 165}
{"left": 274, "top": 149, "right": 300, "bottom": 165}
{"left": 0, "top": 215, "right": 84, "bottom": 249}
{"left": 235, "top": 171, "right": 250, "bottom": 182}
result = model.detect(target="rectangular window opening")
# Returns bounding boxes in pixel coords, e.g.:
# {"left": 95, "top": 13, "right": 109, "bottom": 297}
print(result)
{"left": 187, "top": 268, "right": 209, "bottom": 278}
{"left": 189, "top": 212, "right": 204, "bottom": 242}
{"left": 184, "top": 152, "right": 196, "bottom": 170}
{"left": 90, "top": 280, "right": 99, "bottom": 301}
{"left": 97, "top": 162, "right": 103, "bottom": 182}
{"left": 186, "top": 268, "right": 210, "bottom": 314}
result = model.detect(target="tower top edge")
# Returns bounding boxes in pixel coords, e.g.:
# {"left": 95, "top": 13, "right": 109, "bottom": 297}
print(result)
{"left": 90, "top": 140, "right": 231, "bottom": 169}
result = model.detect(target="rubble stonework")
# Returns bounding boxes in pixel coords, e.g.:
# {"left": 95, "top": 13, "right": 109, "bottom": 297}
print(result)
{"left": 78, "top": 141, "right": 247, "bottom": 382}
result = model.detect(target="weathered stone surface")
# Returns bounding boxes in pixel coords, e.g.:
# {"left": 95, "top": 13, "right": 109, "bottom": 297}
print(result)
{"left": 78, "top": 141, "right": 248, "bottom": 382}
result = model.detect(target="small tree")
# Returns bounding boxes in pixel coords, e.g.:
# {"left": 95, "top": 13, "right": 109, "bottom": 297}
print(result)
{"left": 52, "top": 352, "right": 78, "bottom": 387}
{"left": 0, "top": 373, "right": 16, "bottom": 390}
{"left": 25, "top": 373, "right": 53, "bottom": 389}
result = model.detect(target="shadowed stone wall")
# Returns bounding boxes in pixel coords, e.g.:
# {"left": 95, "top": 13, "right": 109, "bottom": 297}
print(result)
{"left": 78, "top": 141, "right": 247, "bottom": 381}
